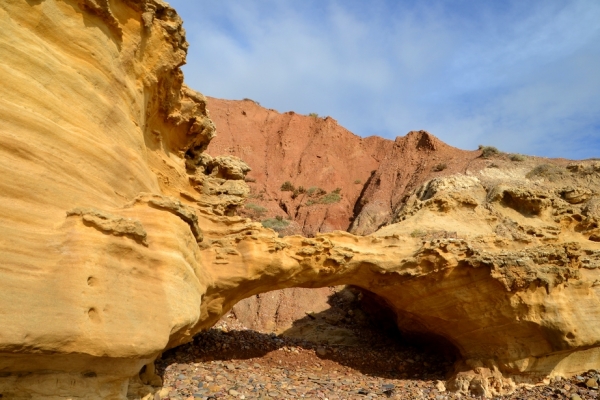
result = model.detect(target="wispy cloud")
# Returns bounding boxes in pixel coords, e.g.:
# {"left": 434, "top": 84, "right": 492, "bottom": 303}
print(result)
{"left": 170, "top": 0, "right": 600, "bottom": 159}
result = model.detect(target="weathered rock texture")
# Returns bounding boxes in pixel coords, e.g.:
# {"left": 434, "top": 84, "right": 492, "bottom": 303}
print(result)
{"left": 0, "top": 0, "right": 214, "bottom": 398}
{"left": 2, "top": 1, "right": 600, "bottom": 399}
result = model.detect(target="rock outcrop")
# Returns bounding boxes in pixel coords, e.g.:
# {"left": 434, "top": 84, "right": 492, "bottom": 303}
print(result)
{"left": 0, "top": 0, "right": 214, "bottom": 398}
{"left": 1, "top": 1, "right": 600, "bottom": 399}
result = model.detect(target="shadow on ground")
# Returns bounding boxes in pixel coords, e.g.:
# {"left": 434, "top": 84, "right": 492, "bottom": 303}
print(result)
{"left": 156, "top": 287, "right": 456, "bottom": 383}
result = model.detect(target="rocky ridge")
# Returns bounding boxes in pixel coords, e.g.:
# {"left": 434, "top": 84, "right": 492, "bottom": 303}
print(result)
{"left": 206, "top": 97, "right": 483, "bottom": 237}
{"left": 1, "top": 1, "right": 600, "bottom": 399}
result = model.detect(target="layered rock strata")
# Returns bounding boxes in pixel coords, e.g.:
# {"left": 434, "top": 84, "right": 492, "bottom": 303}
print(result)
{"left": 1, "top": 1, "right": 600, "bottom": 399}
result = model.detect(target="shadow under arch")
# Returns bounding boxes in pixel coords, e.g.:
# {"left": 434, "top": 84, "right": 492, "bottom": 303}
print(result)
{"left": 155, "top": 286, "right": 459, "bottom": 387}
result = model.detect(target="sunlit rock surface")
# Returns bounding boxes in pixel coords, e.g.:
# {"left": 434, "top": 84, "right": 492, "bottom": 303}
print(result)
{"left": 1, "top": 1, "right": 600, "bottom": 399}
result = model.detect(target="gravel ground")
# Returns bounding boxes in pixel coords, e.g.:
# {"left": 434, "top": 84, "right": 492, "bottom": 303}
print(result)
{"left": 155, "top": 324, "right": 600, "bottom": 400}
{"left": 155, "top": 289, "right": 600, "bottom": 400}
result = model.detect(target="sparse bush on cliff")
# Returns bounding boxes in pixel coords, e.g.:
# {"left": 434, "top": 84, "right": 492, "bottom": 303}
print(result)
{"left": 291, "top": 185, "right": 307, "bottom": 199}
{"left": 244, "top": 203, "right": 267, "bottom": 218}
{"left": 433, "top": 163, "right": 447, "bottom": 172}
{"left": 509, "top": 154, "right": 526, "bottom": 162}
{"left": 309, "top": 112, "right": 319, "bottom": 118}
{"left": 305, "top": 188, "right": 342, "bottom": 205}
{"left": 261, "top": 217, "right": 290, "bottom": 231}
{"left": 243, "top": 203, "right": 268, "bottom": 220}
{"left": 479, "top": 145, "right": 500, "bottom": 158}
{"left": 354, "top": 179, "right": 362, "bottom": 184}
{"left": 307, "top": 187, "right": 326, "bottom": 197}
{"left": 243, "top": 98, "right": 260, "bottom": 105}
{"left": 526, "top": 164, "right": 566, "bottom": 182}
{"left": 280, "top": 181, "right": 295, "bottom": 192}
{"left": 320, "top": 192, "right": 341, "bottom": 204}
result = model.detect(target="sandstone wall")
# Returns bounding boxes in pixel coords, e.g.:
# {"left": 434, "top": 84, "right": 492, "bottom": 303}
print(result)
{"left": 0, "top": 0, "right": 214, "bottom": 397}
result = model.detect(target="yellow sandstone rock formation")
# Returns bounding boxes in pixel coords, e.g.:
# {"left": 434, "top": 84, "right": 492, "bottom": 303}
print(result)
{"left": 1, "top": 1, "right": 600, "bottom": 399}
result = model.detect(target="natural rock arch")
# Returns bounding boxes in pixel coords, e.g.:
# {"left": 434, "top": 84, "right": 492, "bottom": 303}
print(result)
{"left": 1, "top": 1, "right": 600, "bottom": 399}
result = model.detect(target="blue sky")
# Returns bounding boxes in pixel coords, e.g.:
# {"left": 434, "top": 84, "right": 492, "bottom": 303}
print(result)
{"left": 168, "top": 0, "right": 600, "bottom": 159}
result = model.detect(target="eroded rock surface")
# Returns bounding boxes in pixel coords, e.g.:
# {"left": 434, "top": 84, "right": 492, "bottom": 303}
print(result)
{"left": 205, "top": 98, "right": 484, "bottom": 237}
{"left": 1, "top": 1, "right": 600, "bottom": 399}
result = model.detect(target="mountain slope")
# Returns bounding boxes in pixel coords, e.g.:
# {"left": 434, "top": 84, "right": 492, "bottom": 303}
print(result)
{"left": 205, "top": 97, "right": 483, "bottom": 236}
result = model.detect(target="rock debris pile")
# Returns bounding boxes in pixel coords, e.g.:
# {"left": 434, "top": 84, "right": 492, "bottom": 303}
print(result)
{"left": 157, "top": 326, "right": 451, "bottom": 400}
{"left": 157, "top": 327, "right": 600, "bottom": 400}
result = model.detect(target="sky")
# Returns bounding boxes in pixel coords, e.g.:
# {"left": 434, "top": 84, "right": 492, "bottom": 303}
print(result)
{"left": 167, "top": 0, "right": 600, "bottom": 159}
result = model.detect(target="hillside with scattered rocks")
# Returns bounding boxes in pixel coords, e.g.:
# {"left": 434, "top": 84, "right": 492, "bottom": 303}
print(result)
{"left": 206, "top": 97, "right": 485, "bottom": 237}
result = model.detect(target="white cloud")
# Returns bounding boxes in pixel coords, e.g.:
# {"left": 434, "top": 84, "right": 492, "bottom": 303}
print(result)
{"left": 170, "top": 0, "right": 600, "bottom": 159}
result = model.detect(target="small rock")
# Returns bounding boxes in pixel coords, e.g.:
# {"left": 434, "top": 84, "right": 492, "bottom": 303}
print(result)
{"left": 316, "top": 347, "right": 328, "bottom": 356}
{"left": 570, "top": 394, "right": 582, "bottom": 400}
{"left": 586, "top": 377, "right": 598, "bottom": 389}
{"left": 228, "top": 389, "right": 239, "bottom": 396}
{"left": 435, "top": 380, "right": 446, "bottom": 392}
{"left": 207, "top": 384, "right": 220, "bottom": 392}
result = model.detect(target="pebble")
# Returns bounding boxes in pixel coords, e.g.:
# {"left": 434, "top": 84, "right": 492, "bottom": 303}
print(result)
{"left": 157, "top": 328, "right": 455, "bottom": 399}
{"left": 155, "top": 304, "right": 600, "bottom": 400}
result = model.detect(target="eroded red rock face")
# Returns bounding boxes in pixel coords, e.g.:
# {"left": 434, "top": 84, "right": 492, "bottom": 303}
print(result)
{"left": 349, "top": 131, "right": 484, "bottom": 235}
{"left": 206, "top": 97, "right": 481, "bottom": 236}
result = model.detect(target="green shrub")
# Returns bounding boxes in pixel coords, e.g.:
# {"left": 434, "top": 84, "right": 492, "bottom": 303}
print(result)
{"left": 244, "top": 203, "right": 267, "bottom": 218}
{"left": 307, "top": 187, "right": 326, "bottom": 197}
{"left": 479, "top": 145, "right": 500, "bottom": 159}
{"left": 249, "top": 192, "right": 265, "bottom": 200}
{"left": 309, "top": 112, "right": 319, "bottom": 118}
{"left": 320, "top": 192, "right": 341, "bottom": 204}
{"left": 354, "top": 179, "right": 362, "bottom": 184}
{"left": 261, "top": 217, "right": 290, "bottom": 231}
{"left": 291, "top": 186, "right": 306, "bottom": 199}
{"left": 280, "top": 181, "right": 295, "bottom": 192}
{"left": 305, "top": 190, "right": 342, "bottom": 205}
{"left": 509, "top": 154, "right": 526, "bottom": 162}
{"left": 526, "top": 164, "right": 566, "bottom": 182}
{"left": 245, "top": 203, "right": 267, "bottom": 213}
{"left": 433, "top": 163, "right": 447, "bottom": 172}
